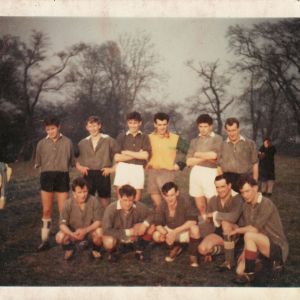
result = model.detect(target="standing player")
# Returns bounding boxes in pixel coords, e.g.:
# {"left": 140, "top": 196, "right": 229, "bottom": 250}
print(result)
{"left": 76, "top": 116, "right": 119, "bottom": 208}
{"left": 219, "top": 118, "right": 259, "bottom": 192}
{"left": 35, "top": 117, "right": 75, "bottom": 251}
{"left": 114, "top": 111, "right": 151, "bottom": 202}
{"left": 230, "top": 176, "right": 288, "bottom": 284}
{"left": 198, "top": 174, "right": 243, "bottom": 270}
{"left": 147, "top": 112, "right": 188, "bottom": 210}
{"left": 186, "top": 114, "right": 222, "bottom": 221}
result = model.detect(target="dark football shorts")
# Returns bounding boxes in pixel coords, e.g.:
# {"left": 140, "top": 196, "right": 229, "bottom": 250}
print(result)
{"left": 84, "top": 169, "right": 111, "bottom": 198}
{"left": 40, "top": 171, "right": 70, "bottom": 192}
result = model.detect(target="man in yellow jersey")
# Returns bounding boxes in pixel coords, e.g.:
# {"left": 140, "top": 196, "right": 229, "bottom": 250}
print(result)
{"left": 147, "top": 112, "right": 188, "bottom": 210}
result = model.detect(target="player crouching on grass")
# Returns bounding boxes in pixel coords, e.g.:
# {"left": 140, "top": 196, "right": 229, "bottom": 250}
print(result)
{"left": 152, "top": 182, "right": 201, "bottom": 267}
{"left": 56, "top": 177, "right": 103, "bottom": 260}
{"left": 102, "top": 184, "right": 155, "bottom": 262}
{"left": 197, "top": 174, "right": 243, "bottom": 271}
{"left": 230, "top": 176, "right": 289, "bottom": 284}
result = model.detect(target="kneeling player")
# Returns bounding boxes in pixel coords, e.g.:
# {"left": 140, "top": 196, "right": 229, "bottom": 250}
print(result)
{"left": 198, "top": 174, "right": 243, "bottom": 270}
{"left": 102, "top": 184, "right": 154, "bottom": 262}
{"left": 152, "top": 182, "right": 201, "bottom": 267}
{"left": 56, "top": 177, "right": 103, "bottom": 260}
{"left": 230, "top": 176, "right": 288, "bottom": 284}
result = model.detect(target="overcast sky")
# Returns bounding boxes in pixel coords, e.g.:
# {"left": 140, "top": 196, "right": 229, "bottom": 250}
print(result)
{"left": 0, "top": 17, "right": 279, "bottom": 105}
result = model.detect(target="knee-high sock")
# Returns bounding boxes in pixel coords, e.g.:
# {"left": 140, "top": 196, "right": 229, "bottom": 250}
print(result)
{"left": 41, "top": 218, "right": 52, "bottom": 242}
{"left": 224, "top": 234, "right": 235, "bottom": 265}
{"left": 188, "top": 238, "right": 201, "bottom": 256}
{"left": 245, "top": 250, "right": 257, "bottom": 273}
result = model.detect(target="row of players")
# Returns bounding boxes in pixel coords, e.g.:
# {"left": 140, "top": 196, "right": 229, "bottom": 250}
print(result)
{"left": 56, "top": 175, "right": 288, "bottom": 285}
{"left": 34, "top": 112, "right": 287, "bottom": 283}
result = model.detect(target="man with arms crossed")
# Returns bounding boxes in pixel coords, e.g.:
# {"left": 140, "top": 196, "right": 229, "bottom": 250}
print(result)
{"left": 102, "top": 184, "right": 154, "bottom": 262}
{"left": 56, "top": 177, "right": 103, "bottom": 260}
{"left": 219, "top": 118, "right": 258, "bottom": 192}
{"left": 198, "top": 174, "right": 243, "bottom": 270}
{"left": 152, "top": 182, "right": 201, "bottom": 267}
{"left": 114, "top": 111, "right": 151, "bottom": 202}
{"left": 230, "top": 176, "right": 288, "bottom": 284}
{"left": 76, "top": 116, "right": 119, "bottom": 208}
{"left": 35, "top": 117, "right": 74, "bottom": 251}
{"left": 147, "top": 112, "right": 187, "bottom": 210}
{"left": 186, "top": 114, "right": 222, "bottom": 221}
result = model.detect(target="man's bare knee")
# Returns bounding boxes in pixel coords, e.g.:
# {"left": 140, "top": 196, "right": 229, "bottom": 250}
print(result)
{"left": 153, "top": 231, "right": 162, "bottom": 243}
{"left": 190, "top": 225, "right": 200, "bottom": 238}
{"left": 56, "top": 231, "right": 70, "bottom": 245}
{"left": 198, "top": 243, "right": 208, "bottom": 255}
{"left": 55, "top": 232, "right": 64, "bottom": 244}
{"left": 244, "top": 231, "right": 257, "bottom": 242}
{"left": 103, "top": 236, "right": 116, "bottom": 250}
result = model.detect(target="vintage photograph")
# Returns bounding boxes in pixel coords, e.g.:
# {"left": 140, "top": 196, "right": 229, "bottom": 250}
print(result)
{"left": 0, "top": 1, "right": 299, "bottom": 297}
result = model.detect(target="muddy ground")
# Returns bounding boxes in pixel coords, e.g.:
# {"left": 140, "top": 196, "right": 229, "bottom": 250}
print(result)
{"left": 0, "top": 156, "right": 299, "bottom": 287}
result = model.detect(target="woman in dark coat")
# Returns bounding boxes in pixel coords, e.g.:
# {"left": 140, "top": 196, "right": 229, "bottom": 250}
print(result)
{"left": 258, "top": 137, "right": 276, "bottom": 196}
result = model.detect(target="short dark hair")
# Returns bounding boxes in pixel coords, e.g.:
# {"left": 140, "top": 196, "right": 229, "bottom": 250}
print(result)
{"left": 215, "top": 174, "right": 231, "bottom": 185}
{"left": 196, "top": 114, "right": 213, "bottom": 125}
{"left": 154, "top": 112, "right": 169, "bottom": 123}
{"left": 86, "top": 115, "right": 101, "bottom": 125}
{"left": 119, "top": 184, "right": 136, "bottom": 198}
{"left": 237, "top": 175, "right": 258, "bottom": 190}
{"left": 161, "top": 181, "right": 178, "bottom": 195}
{"left": 71, "top": 177, "right": 88, "bottom": 191}
{"left": 127, "top": 111, "right": 142, "bottom": 122}
{"left": 225, "top": 117, "right": 239, "bottom": 128}
{"left": 44, "top": 117, "right": 60, "bottom": 127}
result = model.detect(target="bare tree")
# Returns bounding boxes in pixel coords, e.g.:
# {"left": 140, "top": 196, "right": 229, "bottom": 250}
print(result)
{"left": 0, "top": 31, "right": 85, "bottom": 160}
{"left": 119, "top": 32, "right": 162, "bottom": 115}
{"left": 227, "top": 20, "right": 300, "bottom": 137}
{"left": 70, "top": 32, "right": 162, "bottom": 137}
{"left": 186, "top": 60, "right": 235, "bottom": 134}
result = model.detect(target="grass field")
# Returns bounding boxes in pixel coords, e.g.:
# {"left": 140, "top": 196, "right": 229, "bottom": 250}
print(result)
{"left": 0, "top": 155, "right": 299, "bottom": 287}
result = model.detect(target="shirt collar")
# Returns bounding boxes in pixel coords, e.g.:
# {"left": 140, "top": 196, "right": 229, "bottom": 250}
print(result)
{"left": 46, "top": 133, "right": 63, "bottom": 139}
{"left": 85, "top": 133, "right": 109, "bottom": 140}
{"left": 199, "top": 132, "right": 215, "bottom": 137}
{"left": 257, "top": 192, "right": 263, "bottom": 204}
{"left": 226, "top": 135, "right": 246, "bottom": 143}
{"left": 116, "top": 199, "right": 136, "bottom": 210}
{"left": 219, "top": 190, "right": 238, "bottom": 204}
{"left": 153, "top": 130, "right": 170, "bottom": 138}
{"left": 231, "top": 190, "right": 238, "bottom": 197}
{"left": 126, "top": 130, "right": 142, "bottom": 136}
